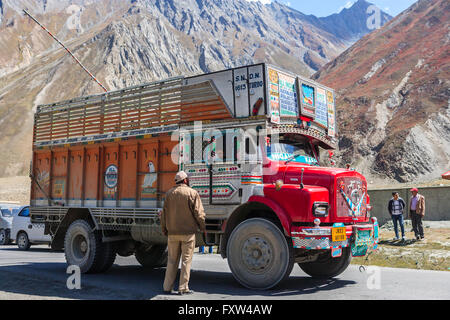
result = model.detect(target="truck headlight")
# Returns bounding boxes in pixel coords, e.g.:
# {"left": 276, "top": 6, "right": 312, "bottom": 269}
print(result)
{"left": 313, "top": 202, "right": 329, "bottom": 217}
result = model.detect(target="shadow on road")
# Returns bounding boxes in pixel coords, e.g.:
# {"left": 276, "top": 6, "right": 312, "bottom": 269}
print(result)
{"left": 0, "top": 246, "right": 57, "bottom": 253}
{"left": 188, "top": 268, "right": 356, "bottom": 298}
{"left": 379, "top": 239, "right": 417, "bottom": 247}
{"left": 0, "top": 261, "right": 356, "bottom": 300}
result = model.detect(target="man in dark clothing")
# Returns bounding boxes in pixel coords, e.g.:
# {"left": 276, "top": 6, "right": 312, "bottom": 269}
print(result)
{"left": 388, "top": 192, "right": 406, "bottom": 240}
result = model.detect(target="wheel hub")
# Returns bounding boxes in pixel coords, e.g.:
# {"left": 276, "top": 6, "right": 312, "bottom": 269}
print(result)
{"left": 80, "top": 241, "right": 88, "bottom": 253}
{"left": 242, "top": 236, "right": 272, "bottom": 272}
{"left": 72, "top": 234, "right": 89, "bottom": 260}
{"left": 18, "top": 235, "right": 26, "bottom": 246}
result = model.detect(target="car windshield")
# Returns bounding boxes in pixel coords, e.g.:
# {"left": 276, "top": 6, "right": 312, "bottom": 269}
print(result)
{"left": 266, "top": 135, "right": 318, "bottom": 166}
{"left": 1, "top": 208, "right": 14, "bottom": 217}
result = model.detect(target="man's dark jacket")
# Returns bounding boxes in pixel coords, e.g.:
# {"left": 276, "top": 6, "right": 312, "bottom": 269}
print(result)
{"left": 388, "top": 197, "right": 406, "bottom": 215}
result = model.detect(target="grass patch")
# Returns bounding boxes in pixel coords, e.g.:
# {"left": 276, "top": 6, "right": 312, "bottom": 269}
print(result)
{"left": 351, "top": 229, "right": 450, "bottom": 271}
{"left": 352, "top": 250, "right": 449, "bottom": 271}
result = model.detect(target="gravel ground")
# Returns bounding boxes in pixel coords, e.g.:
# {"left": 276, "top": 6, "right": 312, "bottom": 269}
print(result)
{"left": 0, "top": 176, "right": 30, "bottom": 205}
{"left": 381, "top": 219, "right": 450, "bottom": 230}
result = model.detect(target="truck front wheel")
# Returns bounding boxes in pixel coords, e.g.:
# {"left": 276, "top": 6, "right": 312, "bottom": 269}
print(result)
{"left": 298, "top": 247, "right": 352, "bottom": 279}
{"left": 227, "top": 218, "right": 294, "bottom": 290}
{"left": 135, "top": 244, "right": 168, "bottom": 268}
{"left": 64, "top": 220, "right": 111, "bottom": 274}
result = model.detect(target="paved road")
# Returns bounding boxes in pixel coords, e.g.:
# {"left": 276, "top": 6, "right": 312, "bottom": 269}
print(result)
{"left": 0, "top": 245, "right": 449, "bottom": 300}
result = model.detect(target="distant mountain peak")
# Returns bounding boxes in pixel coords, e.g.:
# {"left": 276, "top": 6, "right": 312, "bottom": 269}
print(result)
{"left": 0, "top": 0, "right": 394, "bottom": 178}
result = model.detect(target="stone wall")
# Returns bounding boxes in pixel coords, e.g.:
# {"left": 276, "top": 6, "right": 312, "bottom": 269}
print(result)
{"left": 368, "top": 186, "right": 450, "bottom": 225}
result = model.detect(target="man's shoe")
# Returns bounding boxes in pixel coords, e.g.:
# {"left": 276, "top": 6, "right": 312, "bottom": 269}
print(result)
{"left": 179, "top": 290, "right": 194, "bottom": 295}
{"left": 163, "top": 290, "right": 176, "bottom": 295}
{"left": 394, "top": 236, "right": 399, "bottom": 240}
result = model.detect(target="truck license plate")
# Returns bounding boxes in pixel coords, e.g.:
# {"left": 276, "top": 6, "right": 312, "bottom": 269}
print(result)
{"left": 332, "top": 227, "right": 347, "bottom": 242}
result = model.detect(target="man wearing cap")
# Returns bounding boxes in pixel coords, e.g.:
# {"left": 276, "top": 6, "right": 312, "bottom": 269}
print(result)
{"left": 409, "top": 188, "right": 425, "bottom": 240}
{"left": 160, "top": 171, "right": 206, "bottom": 295}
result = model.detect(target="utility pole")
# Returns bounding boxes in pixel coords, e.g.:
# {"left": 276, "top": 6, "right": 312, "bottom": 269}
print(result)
{"left": 23, "top": 9, "right": 108, "bottom": 93}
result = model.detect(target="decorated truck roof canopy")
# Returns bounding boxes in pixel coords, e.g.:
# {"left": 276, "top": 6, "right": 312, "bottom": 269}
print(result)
{"left": 34, "top": 63, "right": 337, "bottom": 149}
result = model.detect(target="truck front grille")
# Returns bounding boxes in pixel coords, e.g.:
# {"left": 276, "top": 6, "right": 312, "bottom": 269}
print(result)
{"left": 336, "top": 176, "right": 367, "bottom": 218}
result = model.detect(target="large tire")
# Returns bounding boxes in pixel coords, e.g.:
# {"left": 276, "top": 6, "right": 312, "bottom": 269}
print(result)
{"left": 0, "top": 229, "right": 10, "bottom": 245}
{"left": 17, "top": 232, "right": 31, "bottom": 251}
{"left": 135, "top": 245, "right": 168, "bottom": 268}
{"left": 64, "top": 220, "right": 109, "bottom": 274}
{"left": 298, "top": 247, "right": 352, "bottom": 279}
{"left": 226, "top": 218, "right": 294, "bottom": 290}
{"left": 97, "top": 242, "right": 117, "bottom": 273}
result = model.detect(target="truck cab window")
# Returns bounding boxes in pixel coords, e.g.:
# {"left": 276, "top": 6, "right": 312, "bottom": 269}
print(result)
{"left": 266, "top": 135, "right": 318, "bottom": 166}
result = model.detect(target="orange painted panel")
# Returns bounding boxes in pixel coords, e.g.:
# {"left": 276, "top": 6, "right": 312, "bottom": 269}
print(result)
{"left": 159, "top": 138, "right": 179, "bottom": 195}
{"left": 103, "top": 146, "right": 119, "bottom": 201}
{"left": 32, "top": 136, "right": 182, "bottom": 207}
{"left": 84, "top": 147, "right": 100, "bottom": 203}
{"left": 51, "top": 151, "right": 68, "bottom": 200}
{"left": 138, "top": 141, "right": 159, "bottom": 201}
{"left": 119, "top": 144, "right": 138, "bottom": 201}
{"left": 32, "top": 151, "right": 51, "bottom": 201}
{"left": 68, "top": 149, "right": 83, "bottom": 201}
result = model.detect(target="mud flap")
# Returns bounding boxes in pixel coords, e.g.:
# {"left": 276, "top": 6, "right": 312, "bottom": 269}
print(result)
{"left": 373, "top": 221, "right": 379, "bottom": 250}
{"left": 351, "top": 226, "right": 373, "bottom": 257}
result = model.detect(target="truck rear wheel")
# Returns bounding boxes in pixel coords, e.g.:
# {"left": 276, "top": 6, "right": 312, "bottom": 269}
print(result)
{"left": 64, "top": 220, "right": 110, "bottom": 274}
{"left": 135, "top": 245, "right": 168, "bottom": 268}
{"left": 97, "top": 242, "right": 117, "bottom": 273}
{"left": 227, "top": 218, "right": 294, "bottom": 290}
{"left": 298, "top": 247, "right": 352, "bottom": 279}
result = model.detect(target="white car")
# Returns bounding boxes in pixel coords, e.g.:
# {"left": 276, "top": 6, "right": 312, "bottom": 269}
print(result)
{"left": 0, "top": 202, "right": 20, "bottom": 245}
{"left": 11, "top": 206, "right": 51, "bottom": 250}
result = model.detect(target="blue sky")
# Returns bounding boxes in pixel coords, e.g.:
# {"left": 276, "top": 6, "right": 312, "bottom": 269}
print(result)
{"left": 248, "top": 0, "right": 417, "bottom": 17}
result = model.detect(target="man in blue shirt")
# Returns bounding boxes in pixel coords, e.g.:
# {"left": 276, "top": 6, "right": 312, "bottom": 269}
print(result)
{"left": 388, "top": 192, "right": 406, "bottom": 240}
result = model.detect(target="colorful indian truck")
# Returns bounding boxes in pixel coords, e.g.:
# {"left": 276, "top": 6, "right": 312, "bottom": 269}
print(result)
{"left": 30, "top": 63, "right": 378, "bottom": 289}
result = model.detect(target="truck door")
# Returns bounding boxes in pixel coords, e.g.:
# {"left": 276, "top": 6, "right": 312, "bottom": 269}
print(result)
{"left": 181, "top": 129, "right": 242, "bottom": 206}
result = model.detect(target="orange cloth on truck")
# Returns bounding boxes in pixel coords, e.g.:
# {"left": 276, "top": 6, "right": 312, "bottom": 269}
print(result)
{"left": 160, "top": 184, "right": 206, "bottom": 235}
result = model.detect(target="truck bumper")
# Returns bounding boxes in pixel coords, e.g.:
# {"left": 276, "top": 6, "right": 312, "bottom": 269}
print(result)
{"left": 290, "top": 220, "right": 379, "bottom": 258}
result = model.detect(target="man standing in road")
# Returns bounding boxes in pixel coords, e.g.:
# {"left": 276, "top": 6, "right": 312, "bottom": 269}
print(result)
{"left": 409, "top": 188, "right": 425, "bottom": 240}
{"left": 160, "top": 171, "right": 206, "bottom": 295}
{"left": 388, "top": 192, "right": 406, "bottom": 240}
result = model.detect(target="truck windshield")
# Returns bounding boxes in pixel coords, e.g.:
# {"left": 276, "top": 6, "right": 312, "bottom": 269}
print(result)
{"left": 266, "top": 136, "right": 318, "bottom": 166}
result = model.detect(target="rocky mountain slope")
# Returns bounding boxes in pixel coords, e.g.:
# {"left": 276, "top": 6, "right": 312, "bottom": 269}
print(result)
{"left": 313, "top": 0, "right": 450, "bottom": 183}
{"left": 0, "top": 0, "right": 390, "bottom": 178}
